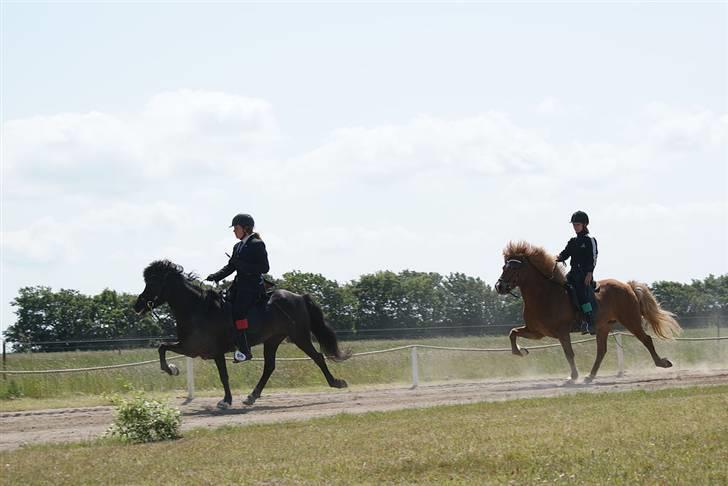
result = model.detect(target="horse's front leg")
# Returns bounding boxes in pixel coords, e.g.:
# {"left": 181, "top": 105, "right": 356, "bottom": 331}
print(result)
{"left": 244, "top": 336, "right": 286, "bottom": 406}
{"left": 213, "top": 355, "right": 233, "bottom": 409}
{"left": 509, "top": 326, "right": 543, "bottom": 356}
{"left": 558, "top": 335, "right": 579, "bottom": 382}
{"left": 158, "top": 343, "right": 185, "bottom": 376}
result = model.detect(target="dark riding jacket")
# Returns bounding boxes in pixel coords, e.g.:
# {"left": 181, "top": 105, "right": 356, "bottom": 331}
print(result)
{"left": 209, "top": 234, "right": 270, "bottom": 293}
{"left": 557, "top": 231, "right": 598, "bottom": 273}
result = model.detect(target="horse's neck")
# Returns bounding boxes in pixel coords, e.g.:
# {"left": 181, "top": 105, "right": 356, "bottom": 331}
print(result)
{"left": 165, "top": 280, "right": 201, "bottom": 323}
{"left": 519, "top": 271, "right": 565, "bottom": 305}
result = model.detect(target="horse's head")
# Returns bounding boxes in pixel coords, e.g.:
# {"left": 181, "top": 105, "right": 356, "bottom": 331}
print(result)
{"left": 495, "top": 258, "right": 524, "bottom": 295}
{"left": 134, "top": 260, "right": 182, "bottom": 314}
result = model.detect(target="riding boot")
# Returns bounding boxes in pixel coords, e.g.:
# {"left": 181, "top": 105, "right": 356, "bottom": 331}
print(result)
{"left": 233, "top": 319, "right": 253, "bottom": 362}
{"left": 580, "top": 303, "right": 594, "bottom": 335}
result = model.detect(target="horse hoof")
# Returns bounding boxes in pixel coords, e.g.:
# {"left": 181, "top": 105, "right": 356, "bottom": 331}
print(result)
{"left": 168, "top": 364, "right": 180, "bottom": 376}
{"left": 243, "top": 395, "right": 257, "bottom": 406}
{"left": 217, "top": 400, "right": 231, "bottom": 410}
{"left": 659, "top": 359, "right": 673, "bottom": 368}
{"left": 583, "top": 376, "right": 594, "bottom": 384}
{"left": 332, "top": 379, "right": 348, "bottom": 389}
{"left": 520, "top": 347, "right": 529, "bottom": 356}
{"left": 564, "top": 378, "right": 576, "bottom": 386}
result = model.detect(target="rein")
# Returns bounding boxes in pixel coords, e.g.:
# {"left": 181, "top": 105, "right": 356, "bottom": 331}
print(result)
{"left": 504, "top": 258, "right": 564, "bottom": 300}
{"left": 525, "top": 257, "right": 562, "bottom": 284}
{"left": 145, "top": 270, "right": 173, "bottom": 319}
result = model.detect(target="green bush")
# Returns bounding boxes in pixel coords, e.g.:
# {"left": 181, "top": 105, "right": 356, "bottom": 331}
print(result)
{"left": 106, "top": 391, "right": 181, "bottom": 443}
{"left": 0, "top": 380, "right": 24, "bottom": 400}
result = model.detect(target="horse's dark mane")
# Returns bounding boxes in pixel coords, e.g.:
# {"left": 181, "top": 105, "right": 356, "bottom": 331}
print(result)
{"left": 143, "top": 260, "right": 204, "bottom": 291}
{"left": 503, "top": 241, "right": 566, "bottom": 284}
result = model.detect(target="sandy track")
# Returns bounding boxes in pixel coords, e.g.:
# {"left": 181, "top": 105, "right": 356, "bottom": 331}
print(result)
{"left": 2, "top": 369, "right": 727, "bottom": 452}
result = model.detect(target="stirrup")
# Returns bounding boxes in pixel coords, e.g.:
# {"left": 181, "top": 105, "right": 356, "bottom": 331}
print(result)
{"left": 233, "top": 351, "right": 250, "bottom": 363}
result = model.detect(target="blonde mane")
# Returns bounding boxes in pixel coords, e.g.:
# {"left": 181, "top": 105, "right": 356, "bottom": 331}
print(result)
{"left": 503, "top": 241, "right": 566, "bottom": 284}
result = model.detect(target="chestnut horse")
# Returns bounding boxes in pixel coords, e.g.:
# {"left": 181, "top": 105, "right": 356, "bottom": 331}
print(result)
{"left": 495, "top": 241, "right": 681, "bottom": 383}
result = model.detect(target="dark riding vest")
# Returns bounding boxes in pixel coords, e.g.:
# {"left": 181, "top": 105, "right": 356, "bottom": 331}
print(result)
{"left": 557, "top": 231, "right": 598, "bottom": 274}
{"left": 209, "top": 234, "right": 270, "bottom": 293}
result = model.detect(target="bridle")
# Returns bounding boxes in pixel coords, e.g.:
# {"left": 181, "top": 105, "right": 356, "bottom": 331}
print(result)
{"left": 498, "top": 257, "right": 563, "bottom": 299}
{"left": 526, "top": 257, "right": 561, "bottom": 283}
{"left": 142, "top": 271, "right": 172, "bottom": 318}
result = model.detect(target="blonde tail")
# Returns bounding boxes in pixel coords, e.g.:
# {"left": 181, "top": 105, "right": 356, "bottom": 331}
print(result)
{"left": 629, "top": 281, "right": 682, "bottom": 339}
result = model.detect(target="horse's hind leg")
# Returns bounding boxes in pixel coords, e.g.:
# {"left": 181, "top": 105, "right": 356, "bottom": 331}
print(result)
{"left": 623, "top": 316, "right": 673, "bottom": 368}
{"left": 585, "top": 327, "right": 610, "bottom": 383}
{"left": 293, "top": 336, "right": 347, "bottom": 389}
{"left": 244, "top": 335, "right": 286, "bottom": 406}
{"left": 213, "top": 355, "right": 233, "bottom": 409}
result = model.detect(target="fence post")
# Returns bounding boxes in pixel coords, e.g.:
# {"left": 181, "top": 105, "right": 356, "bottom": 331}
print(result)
{"left": 2, "top": 340, "right": 6, "bottom": 381}
{"left": 186, "top": 357, "right": 195, "bottom": 399}
{"left": 410, "top": 346, "right": 419, "bottom": 389}
{"left": 615, "top": 333, "right": 624, "bottom": 377}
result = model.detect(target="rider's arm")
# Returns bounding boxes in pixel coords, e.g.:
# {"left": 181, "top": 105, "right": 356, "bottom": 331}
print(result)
{"left": 206, "top": 245, "right": 238, "bottom": 282}
{"left": 556, "top": 239, "right": 573, "bottom": 263}
{"left": 582, "top": 236, "right": 598, "bottom": 273}
{"left": 207, "top": 262, "right": 235, "bottom": 282}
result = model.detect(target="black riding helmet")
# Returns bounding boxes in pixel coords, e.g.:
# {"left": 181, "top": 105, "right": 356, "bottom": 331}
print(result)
{"left": 230, "top": 213, "right": 255, "bottom": 228}
{"left": 570, "top": 210, "right": 589, "bottom": 225}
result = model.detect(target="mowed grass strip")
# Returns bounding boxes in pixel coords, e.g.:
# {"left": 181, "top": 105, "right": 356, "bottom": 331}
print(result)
{"left": 3, "top": 328, "right": 726, "bottom": 409}
{"left": 2, "top": 386, "right": 727, "bottom": 485}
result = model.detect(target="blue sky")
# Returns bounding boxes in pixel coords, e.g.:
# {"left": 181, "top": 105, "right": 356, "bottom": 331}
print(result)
{"left": 1, "top": 2, "right": 726, "bottom": 336}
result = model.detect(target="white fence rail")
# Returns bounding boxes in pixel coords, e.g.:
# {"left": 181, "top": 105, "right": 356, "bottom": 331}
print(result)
{"left": 3, "top": 333, "right": 727, "bottom": 398}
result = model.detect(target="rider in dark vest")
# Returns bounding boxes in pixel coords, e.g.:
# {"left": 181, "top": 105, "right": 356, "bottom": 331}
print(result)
{"left": 556, "top": 210, "right": 598, "bottom": 335}
{"left": 206, "top": 213, "right": 269, "bottom": 362}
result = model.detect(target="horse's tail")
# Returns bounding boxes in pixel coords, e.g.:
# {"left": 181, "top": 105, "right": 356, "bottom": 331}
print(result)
{"left": 303, "top": 294, "right": 352, "bottom": 362}
{"left": 628, "top": 281, "right": 682, "bottom": 339}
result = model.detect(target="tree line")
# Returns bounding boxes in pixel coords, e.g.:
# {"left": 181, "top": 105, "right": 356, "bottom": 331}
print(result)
{"left": 4, "top": 271, "right": 726, "bottom": 352}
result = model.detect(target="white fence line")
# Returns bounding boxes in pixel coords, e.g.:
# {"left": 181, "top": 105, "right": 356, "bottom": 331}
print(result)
{"left": 1, "top": 355, "right": 186, "bottom": 375}
{"left": 3, "top": 333, "right": 727, "bottom": 397}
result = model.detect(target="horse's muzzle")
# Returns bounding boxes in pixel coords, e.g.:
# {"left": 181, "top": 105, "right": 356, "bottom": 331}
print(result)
{"left": 133, "top": 297, "right": 152, "bottom": 315}
{"left": 495, "top": 279, "right": 511, "bottom": 295}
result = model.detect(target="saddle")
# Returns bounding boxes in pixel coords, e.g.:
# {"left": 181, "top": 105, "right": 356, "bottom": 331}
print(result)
{"left": 205, "top": 288, "right": 272, "bottom": 337}
{"left": 564, "top": 281, "right": 599, "bottom": 332}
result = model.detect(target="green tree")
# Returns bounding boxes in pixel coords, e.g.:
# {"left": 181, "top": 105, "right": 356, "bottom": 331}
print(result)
{"left": 277, "top": 271, "right": 356, "bottom": 331}
{"left": 350, "top": 271, "right": 405, "bottom": 330}
{"left": 350, "top": 270, "right": 447, "bottom": 330}
{"left": 5, "top": 286, "right": 174, "bottom": 351}
{"left": 441, "top": 273, "right": 497, "bottom": 327}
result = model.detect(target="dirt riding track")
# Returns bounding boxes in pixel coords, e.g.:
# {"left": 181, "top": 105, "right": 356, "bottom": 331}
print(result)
{"left": 2, "top": 369, "right": 727, "bottom": 451}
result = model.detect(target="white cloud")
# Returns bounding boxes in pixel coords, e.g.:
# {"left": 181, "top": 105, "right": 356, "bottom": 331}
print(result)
{"left": 645, "top": 104, "right": 728, "bottom": 151}
{"left": 281, "top": 112, "right": 654, "bottom": 195}
{"left": 1, "top": 90, "right": 279, "bottom": 197}
{"left": 537, "top": 96, "right": 561, "bottom": 115}
{"left": 286, "top": 113, "right": 561, "bottom": 190}
{"left": 1, "top": 201, "right": 185, "bottom": 264}
{"left": 2, "top": 95, "right": 725, "bottom": 291}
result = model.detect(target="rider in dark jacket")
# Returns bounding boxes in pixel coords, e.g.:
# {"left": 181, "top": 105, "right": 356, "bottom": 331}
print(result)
{"left": 556, "top": 210, "right": 598, "bottom": 334}
{"left": 206, "top": 213, "right": 269, "bottom": 362}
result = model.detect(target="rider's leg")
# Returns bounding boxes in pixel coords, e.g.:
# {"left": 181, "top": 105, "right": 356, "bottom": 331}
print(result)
{"left": 570, "top": 271, "right": 593, "bottom": 334}
{"left": 231, "top": 292, "right": 256, "bottom": 362}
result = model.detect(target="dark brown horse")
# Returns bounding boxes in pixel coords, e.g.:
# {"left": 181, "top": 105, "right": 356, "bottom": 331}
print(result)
{"left": 495, "top": 241, "right": 681, "bottom": 383}
{"left": 134, "top": 260, "right": 351, "bottom": 409}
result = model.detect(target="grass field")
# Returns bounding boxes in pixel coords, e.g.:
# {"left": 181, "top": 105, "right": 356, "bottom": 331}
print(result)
{"left": 2, "top": 327, "right": 726, "bottom": 409}
{"left": 2, "top": 385, "right": 727, "bottom": 484}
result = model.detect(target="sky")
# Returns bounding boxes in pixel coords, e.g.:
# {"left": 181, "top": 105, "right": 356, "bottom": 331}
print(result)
{"left": 1, "top": 2, "right": 727, "bottom": 336}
